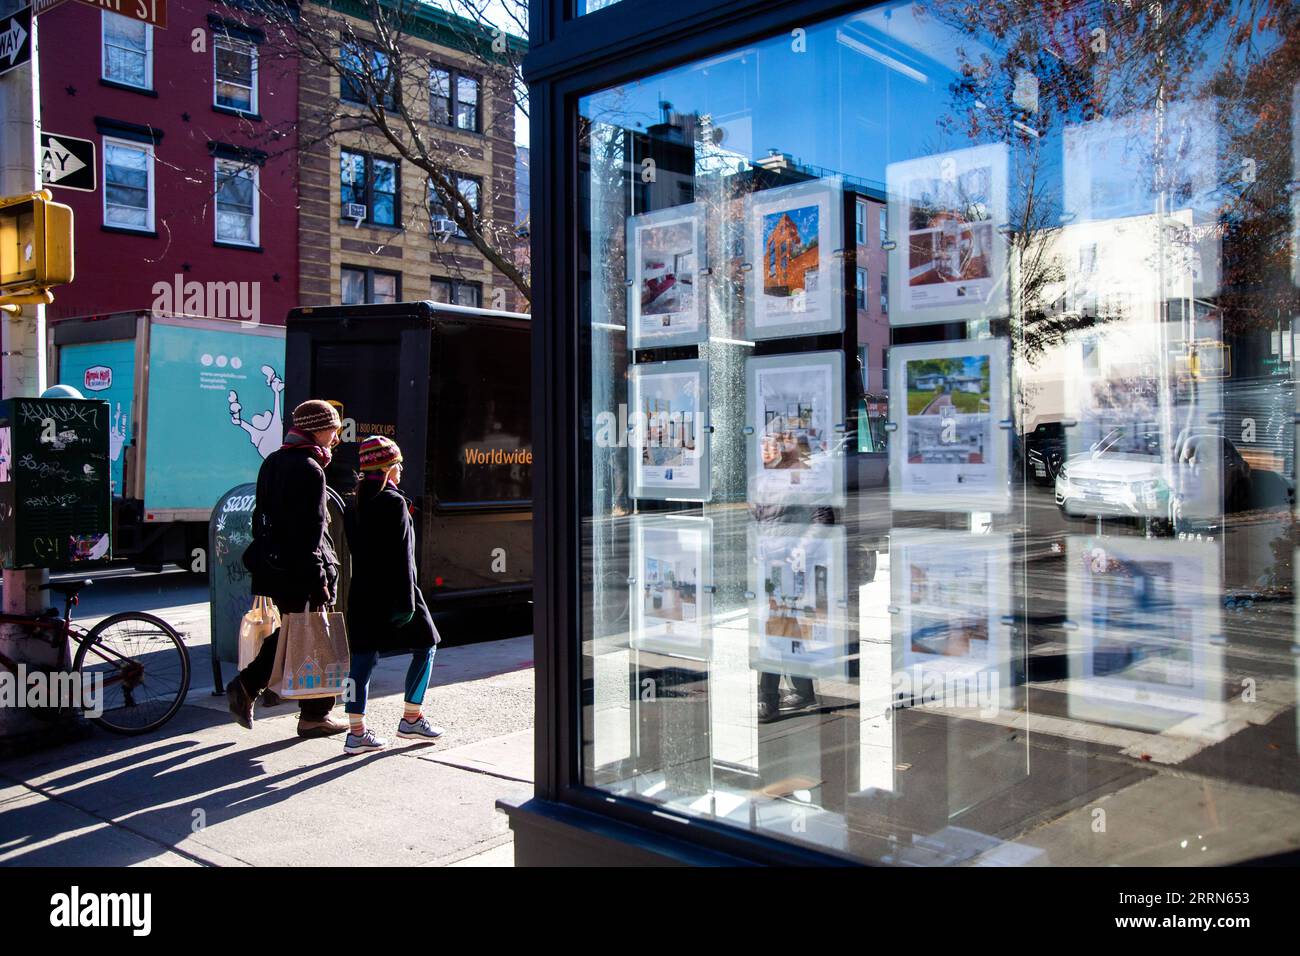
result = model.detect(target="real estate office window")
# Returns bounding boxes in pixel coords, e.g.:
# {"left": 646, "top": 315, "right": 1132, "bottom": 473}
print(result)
{"left": 214, "top": 35, "right": 258, "bottom": 113}
{"left": 215, "top": 160, "right": 259, "bottom": 246}
{"left": 103, "top": 137, "right": 155, "bottom": 231}
{"left": 340, "top": 150, "right": 399, "bottom": 227}
{"left": 101, "top": 12, "right": 152, "bottom": 90}
{"left": 342, "top": 267, "right": 400, "bottom": 306}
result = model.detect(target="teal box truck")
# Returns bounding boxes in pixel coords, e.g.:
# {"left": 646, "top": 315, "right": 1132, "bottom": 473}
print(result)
{"left": 48, "top": 312, "right": 286, "bottom": 570}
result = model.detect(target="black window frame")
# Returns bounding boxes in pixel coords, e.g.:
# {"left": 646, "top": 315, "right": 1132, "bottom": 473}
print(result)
{"left": 427, "top": 173, "right": 482, "bottom": 239}
{"left": 430, "top": 276, "right": 483, "bottom": 307}
{"left": 339, "top": 148, "right": 401, "bottom": 228}
{"left": 429, "top": 63, "right": 482, "bottom": 132}
{"left": 340, "top": 38, "right": 397, "bottom": 110}
{"left": 341, "top": 265, "right": 402, "bottom": 305}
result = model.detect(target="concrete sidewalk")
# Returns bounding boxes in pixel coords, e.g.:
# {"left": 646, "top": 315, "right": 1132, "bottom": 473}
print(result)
{"left": 0, "top": 637, "right": 535, "bottom": 867}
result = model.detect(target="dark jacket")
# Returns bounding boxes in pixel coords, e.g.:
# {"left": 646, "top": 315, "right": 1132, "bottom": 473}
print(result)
{"left": 344, "top": 478, "right": 438, "bottom": 653}
{"left": 245, "top": 446, "right": 339, "bottom": 606}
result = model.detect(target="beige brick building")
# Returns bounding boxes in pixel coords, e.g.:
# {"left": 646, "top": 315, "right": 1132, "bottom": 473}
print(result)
{"left": 296, "top": 1, "right": 524, "bottom": 314}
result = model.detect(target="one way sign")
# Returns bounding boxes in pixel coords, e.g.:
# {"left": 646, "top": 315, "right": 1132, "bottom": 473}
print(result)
{"left": 42, "top": 133, "right": 97, "bottom": 192}
{"left": 0, "top": 5, "right": 32, "bottom": 78}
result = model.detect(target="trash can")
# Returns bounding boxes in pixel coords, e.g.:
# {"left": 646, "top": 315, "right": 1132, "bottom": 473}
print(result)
{"left": 207, "top": 483, "right": 351, "bottom": 693}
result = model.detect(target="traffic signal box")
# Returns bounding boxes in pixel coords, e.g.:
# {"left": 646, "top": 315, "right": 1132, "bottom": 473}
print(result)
{"left": 0, "top": 190, "right": 74, "bottom": 304}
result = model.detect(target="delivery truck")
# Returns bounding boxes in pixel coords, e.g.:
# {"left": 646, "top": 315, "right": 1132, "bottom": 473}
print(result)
{"left": 48, "top": 312, "right": 286, "bottom": 569}
{"left": 285, "top": 301, "right": 532, "bottom": 609}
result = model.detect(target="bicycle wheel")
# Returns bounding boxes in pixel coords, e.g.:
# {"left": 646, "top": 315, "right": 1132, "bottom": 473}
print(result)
{"left": 73, "top": 612, "right": 190, "bottom": 735}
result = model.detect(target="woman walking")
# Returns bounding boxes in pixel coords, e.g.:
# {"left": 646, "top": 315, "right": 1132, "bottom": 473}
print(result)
{"left": 342, "top": 436, "right": 443, "bottom": 754}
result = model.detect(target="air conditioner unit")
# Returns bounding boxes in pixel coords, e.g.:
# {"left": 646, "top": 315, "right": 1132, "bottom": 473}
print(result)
{"left": 344, "top": 202, "right": 367, "bottom": 221}
{"left": 431, "top": 217, "right": 457, "bottom": 236}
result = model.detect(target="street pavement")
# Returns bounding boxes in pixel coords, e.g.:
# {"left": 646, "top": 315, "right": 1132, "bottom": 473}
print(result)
{"left": 0, "top": 571, "right": 534, "bottom": 867}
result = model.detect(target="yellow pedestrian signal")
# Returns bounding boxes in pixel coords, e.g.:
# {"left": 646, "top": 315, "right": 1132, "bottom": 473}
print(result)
{"left": 0, "top": 190, "right": 74, "bottom": 299}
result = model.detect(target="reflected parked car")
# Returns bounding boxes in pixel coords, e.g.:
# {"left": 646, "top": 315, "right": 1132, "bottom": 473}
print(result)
{"left": 1056, "top": 424, "right": 1252, "bottom": 522}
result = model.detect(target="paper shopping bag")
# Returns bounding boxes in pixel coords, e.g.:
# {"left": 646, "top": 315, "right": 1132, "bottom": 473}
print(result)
{"left": 237, "top": 596, "right": 281, "bottom": 671}
{"left": 270, "top": 610, "right": 350, "bottom": 700}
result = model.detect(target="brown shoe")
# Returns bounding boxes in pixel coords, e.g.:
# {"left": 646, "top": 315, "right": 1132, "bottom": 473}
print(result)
{"left": 297, "top": 717, "right": 348, "bottom": 738}
{"left": 226, "top": 679, "right": 255, "bottom": 729}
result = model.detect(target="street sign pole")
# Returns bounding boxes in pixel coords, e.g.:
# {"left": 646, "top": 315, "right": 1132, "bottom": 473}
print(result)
{"left": 0, "top": 0, "right": 53, "bottom": 747}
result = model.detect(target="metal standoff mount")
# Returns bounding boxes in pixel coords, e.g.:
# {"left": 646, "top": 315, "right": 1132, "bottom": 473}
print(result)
{"left": 701, "top": 585, "right": 717, "bottom": 594}
{"left": 743, "top": 590, "right": 756, "bottom": 600}
{"left": 740, "top": 262, "right": 753, "bottom": 272}
{"left": 998, "top": 419, "right": 1014, "bottom": 430}
{"left": 742, "top": 425, "right": 755, "bottom": 435}
{"left": 883, "top": 421, "right": 899, "bottom": 432}
{"left": 881, "top": 239, "right": 897, "bottom": 251}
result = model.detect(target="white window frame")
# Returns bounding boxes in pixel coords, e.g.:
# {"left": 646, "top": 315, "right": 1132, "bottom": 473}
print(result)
{"left": 214, "top": 159, "right": 260, "bottom": 247}
{"left": 213, "top": 35, "right": 259, "bottom": 114}
{"left": 102, "top": 136, "right": 155, "bottom": 232}
{"left": 101, "top": 12, "right": 153, "bottom": 90}
{"left": 856, "top": 267, "right": 867, "bottom": 310}
{"left": 855, "top": 199, "right": 867, "bottom": 245}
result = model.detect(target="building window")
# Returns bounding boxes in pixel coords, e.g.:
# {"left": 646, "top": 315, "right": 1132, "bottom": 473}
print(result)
{"left": 215, "top": 160, "right": 258, "bottom": 246}
{"left": 428, "top": 175, "right": 481, "bottom": 238}
{"left": 341, "top": 266, "right": 400, "bottom": 305}
{"left": 880, "top": 272, "right": 888, "bottom": 313}
{"left": 430, "top": 66, "right": 481, "bottom": 131}
{"left": 430, "top": 277, "right": 482, "bottom": 307}
{"left": 856, "top": 267, "right": 867, "bottom": 309}
{"left": 341, "top": 42, "right": 396, "bottom": 109}
{"left": 103, "top": 138, "right": 154, "bottom": 231}
{"left": 340, "top": 150, "right": 399, "bottom": 227}
{"left": 855, "top": 199, "right": 867, "bottom": 245}
{"left": 879, "top": 205, "right": 888, "bottom": 244}
{"left": 214, "top": 35, "right": 257, "bottom": 113}
{"left": 102, "top": 12, "right": 152, "bottom": 89}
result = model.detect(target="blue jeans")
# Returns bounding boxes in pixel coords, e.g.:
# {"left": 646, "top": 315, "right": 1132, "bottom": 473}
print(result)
{"left": 344, "top": 646, "right": 435, "bottom": 715}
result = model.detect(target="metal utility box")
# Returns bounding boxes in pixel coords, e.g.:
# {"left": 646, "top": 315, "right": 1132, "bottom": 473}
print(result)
{"left": 0, "top": 396, "right": 112, "bottom": 569}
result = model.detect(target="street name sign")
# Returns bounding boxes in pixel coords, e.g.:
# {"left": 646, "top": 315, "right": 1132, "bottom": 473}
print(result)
{"left": 0, "top": 5, "right": 32, "bottom": 78}
{"left": 41, "top": 133, "right": 96, "bottom": 192}
{"left": 72, "top": 0, "right": 166, "bottom": 29}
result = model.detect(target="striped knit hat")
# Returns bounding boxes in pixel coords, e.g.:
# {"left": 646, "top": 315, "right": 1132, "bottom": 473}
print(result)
{"left": 292, "top": 399, "right": 342, "bottom": 432}
{"left": 359, "top": 435, "right": 403, "bottom": 473}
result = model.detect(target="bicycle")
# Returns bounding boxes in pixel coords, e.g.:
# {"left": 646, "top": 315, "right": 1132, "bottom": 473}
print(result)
{"left": 0, "top": 578, "right": 190, "bottom": 735}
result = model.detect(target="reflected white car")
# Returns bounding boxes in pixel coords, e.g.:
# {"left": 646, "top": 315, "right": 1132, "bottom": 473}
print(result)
{"left": 1055, "top": 455, "right": 1170, "bottom": 519}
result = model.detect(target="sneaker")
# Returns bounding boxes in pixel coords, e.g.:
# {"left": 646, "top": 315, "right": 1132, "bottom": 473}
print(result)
{"left": 396, "top": 716, "right": 445, "bottom": 740}
{"left": 343, "top": 729, "right": 388, "bottom": 755}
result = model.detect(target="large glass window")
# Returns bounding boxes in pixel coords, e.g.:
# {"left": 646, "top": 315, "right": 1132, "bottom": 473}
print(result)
{"left": 340, "top": 150, "right": 399, "bottom": 227}
{"left": 577, "top": 0, "right": 1300, "bottom": 865}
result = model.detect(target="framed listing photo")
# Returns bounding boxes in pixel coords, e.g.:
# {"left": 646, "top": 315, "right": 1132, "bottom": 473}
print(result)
{"left": 630, "top": 515, "right": 713, "bottom": 659}
{"left": 888, "top": 338, "right": 1010, "bottom": 513}
{"left": 749, "top": 522, "right": 848, "bottom": 680}
{"left": 629, "top": 358, "right": 710, "bottom": 501}
{"left": 1067, "top": 536, "right": 1224, "bottom": 734}
{"left": 890, "top": 529, "right": 1015, "bottom": 711}
{"left": 746, "top": 350, "right": 845, "bottom": 508}
{"left": 886, "top": 143, "right": 1009, "bottom": 326}
{"left": 627, "top": 203, "right": 706, "bottom": 349}
{"left": 744, "top": 177, "right": 845, "bottom": 341}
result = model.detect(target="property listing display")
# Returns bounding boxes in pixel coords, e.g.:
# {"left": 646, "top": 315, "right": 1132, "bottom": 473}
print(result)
{"left": 1066, "top": 536, "right": 1224, "bottom": 734}
{"left": 630, "top": 515, "right": 713, "bottom": 659}
{"left": 749, "top": 522, "right": 848, "bottom": 680}
{"left": 628, "top": 358, "right": 710, "bottom": 501}
{"left": 888, "top": 339, "right": 1010, "bottom": 513}
{"left": 627, "top": 204, "right": 706, "bottom": 349}
{"left": 743, "top": 177, "right": 845, "bottom": 340}
{"left": 886, "top": 144, "right": 1009, "bottom": 326}
{"left": 746, "top": 351, "right": 845, "bottom": 507}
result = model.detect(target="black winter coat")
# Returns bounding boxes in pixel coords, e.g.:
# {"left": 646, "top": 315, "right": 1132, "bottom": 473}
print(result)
{"left": 246, "top": 446, "right": 339, "bottom": 606}
{"left": 345, "top": 479, "right": 439, "bottom": 653}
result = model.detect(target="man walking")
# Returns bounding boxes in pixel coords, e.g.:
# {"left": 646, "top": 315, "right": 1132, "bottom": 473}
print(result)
{"left": 228, "top": 399, "right": 348, "bottom": 738}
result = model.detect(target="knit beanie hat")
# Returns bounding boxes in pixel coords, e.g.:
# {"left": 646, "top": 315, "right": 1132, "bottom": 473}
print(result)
{"left": 359, "top": 435, "right": 403, "bottom": 473}
{"left": 292, "top": 399, "right": 342, "bottom": 433}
